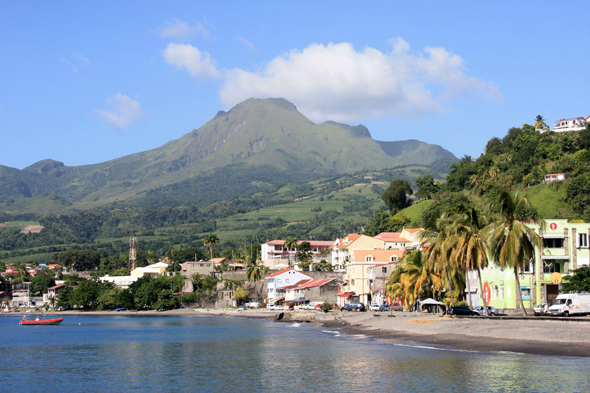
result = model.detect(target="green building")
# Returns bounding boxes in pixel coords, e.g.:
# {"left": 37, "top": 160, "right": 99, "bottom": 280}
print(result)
{"left": 470, "top": 219, "right": 590, "bottom": 311}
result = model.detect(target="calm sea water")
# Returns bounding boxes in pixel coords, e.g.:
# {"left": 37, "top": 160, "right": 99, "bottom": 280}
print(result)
{"left": 0, "top": 314, "right": 588, "bottom": 392}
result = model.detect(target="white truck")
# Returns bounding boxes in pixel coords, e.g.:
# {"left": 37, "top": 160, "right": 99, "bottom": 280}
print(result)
{"left": 548, "top": 293, "right": 590, "bottom": 316}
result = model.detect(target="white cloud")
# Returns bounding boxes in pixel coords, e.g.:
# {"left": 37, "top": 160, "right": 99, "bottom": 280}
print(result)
{"left": 95, "top": 93, "right": 144, "bottom": 129}
{"left": 160, "top": 18, "right": 209, "bottom": 38}
{"left": 61, "top": 52, "right": 91, "bottom": 74}
{"left": 162, "top": 43, "right": 221, "bottom": 79}
{"left": 218, "top": 39, "right": 502, "bottom": 123}
{"left": 235, "top": 36, "right": 256, "bottom": 51}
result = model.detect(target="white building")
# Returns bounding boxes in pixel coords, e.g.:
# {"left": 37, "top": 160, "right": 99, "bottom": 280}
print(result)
{"left": 100, "top": 275, "right": 139, "bottom": 289}
{"left": 552, "top": 116, "right": 588, "bottom": 132}
{"left": 264, "top": 269, "right": 312, "bottom": 303}
{"left": 261, "top": 240, "right": 333, "bottom": 270}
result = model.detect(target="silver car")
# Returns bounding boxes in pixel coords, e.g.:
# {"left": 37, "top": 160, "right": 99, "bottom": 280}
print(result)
{"left": 473, "top": 306, "right": 499, "bottom": 316}
{"left": 533, "top": 303, "right": 549, "bottom": 316}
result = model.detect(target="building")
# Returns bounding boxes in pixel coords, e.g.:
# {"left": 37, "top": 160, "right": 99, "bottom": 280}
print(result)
{"left": 180, "top": 260, "right": 214, "bottom": 278}
{"left": 552, "top": 116, "right": 588, "bottom": 132}
{"left": 264, "top": 269, "right": 312, "bottom": 304}
{"left": 474, "top": 219, "right": 590, "bottom": 311}
{"left": 285, "top": 278, "right": 341, "bottom": 306}
{"left": 331, "top": 234, "right": 386, "bottom": 270}
{"left": 261, "top": 240, "right": 333, "bottom": 270}
{"left": 44, "top": 284, "right": 78, "bottom": 304}
{"left": 544, "top": 173, "right": 567, "bottom": 183}
{"left": 341, "top": 249, "right": 405, "bottom": 306}
{"left": 99, "top": 276, "right": 139, "bottom": 289}
{"left": 10, "top": 282, "right": 43, "bottom": 308}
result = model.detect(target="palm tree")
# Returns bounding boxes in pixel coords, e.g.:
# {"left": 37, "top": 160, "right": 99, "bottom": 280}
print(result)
{"left": 246, "top": 259, "right": 269, "bottom": 301}
{"left": 423, "top": 213, "right": 459, "bottom": 308}
{"left": 487, "top": 191, "right": 544, "bottom": 315}
{"left": 284, "top": 237, "right": 298, "bottom": 267}
{"left": 386, "top": 250, "right": 442, "bottom": 311}
{"left": 489, "top": 167, "right": 501, "bottom": 181}
{"left": 534, "top": 115, "right": 548, "bottom": 130}
{"left": 204, "top": 233, "right": 220, "bottom": 261}
{"left": 453, "top": 206, "right": 492, "bottom": 316}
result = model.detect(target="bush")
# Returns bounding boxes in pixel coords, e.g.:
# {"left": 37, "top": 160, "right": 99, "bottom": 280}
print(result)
{"left": 320, "top": 302, "right": 331, "bottom": 313}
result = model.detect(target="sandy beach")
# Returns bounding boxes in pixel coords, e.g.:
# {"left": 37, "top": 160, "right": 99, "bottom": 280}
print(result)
{"left": 15, "top": 308, "right": 590, "bottom": 357}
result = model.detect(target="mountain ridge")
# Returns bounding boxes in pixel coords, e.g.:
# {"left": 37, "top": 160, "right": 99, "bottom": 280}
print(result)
{"left": 0, "top": 98, "right": 457, "bottom": 207}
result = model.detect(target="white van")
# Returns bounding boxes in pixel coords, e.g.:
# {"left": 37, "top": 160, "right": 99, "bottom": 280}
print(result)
{"left": 548, "top": 293, "right": 590, "bottom": 316}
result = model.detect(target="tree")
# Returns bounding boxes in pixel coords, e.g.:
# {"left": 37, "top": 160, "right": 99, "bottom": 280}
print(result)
{"left": 71, "top": 280, "right": 102, "bottom": 308}
{"left": 29, "top": 272, "right": 55, "bottom": 295}
{"left": 415, "top": 175, "right": 439, "bottom": 200}
{"left": 487, "top": 191, "right": 544, "bottom": 315}
{"left": 284, "top": 237, "right": 298, "bottom": 267}
{"left": 453, "top": 206, "right": 491, "bottom": 315}
{"left": 363, "top": 208, "right": 392, "bottom": 236}
{"left": 390, "top": 213, "right": 411, "bottom": 232}
{"left": 57, "top": 249, "right": 101, "bottom": 271}
{"left": 296, "top": 241, "right": 313, "bottom": 271}
{"left": 561, "top": 266, "right": 590, "bottom": 293}
{"left": 246, "top": 259, "right": 269, "bottom": 300}
{"left": 234, "top": 286, "right": 250, "bottom": 305}
{"left": 381, "top": 179, "right": 412, "bottom": 214}
{"left": 204, "top": 233, "right": 220, "bottom": 260}
{"left": 534, "top": 115, "right": 548, "bottom": 130}
{"left": 386, "top": 250, "right": 442, "bottom": 310}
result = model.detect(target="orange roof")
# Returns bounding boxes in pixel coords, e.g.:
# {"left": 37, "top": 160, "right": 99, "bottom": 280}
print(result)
{"left": 375, "top": 232, "right": 401, "bottom": 238}
{"left": 404, "top": 228, "right": 423, "bottom": 233}
{"left": 294, "top": 278, "right": 334, "bottom": 290}
{"left": 380, "top": 237, "right": 410, "bottom": 243}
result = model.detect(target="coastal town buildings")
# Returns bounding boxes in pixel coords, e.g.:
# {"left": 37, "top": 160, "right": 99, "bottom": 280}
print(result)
{"left": 552, "top": 116, "right": 588, "bottom": 132}
{"left": 265, "top": 269, "right": 312, "bottom": 305}
{"left": 260, "top": 240, "right": 333, "bottom": 270}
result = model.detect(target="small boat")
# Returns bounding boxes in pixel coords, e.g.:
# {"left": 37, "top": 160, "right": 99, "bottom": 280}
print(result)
{"left": 19, "top": 316, "right": 63, "bottom": 326}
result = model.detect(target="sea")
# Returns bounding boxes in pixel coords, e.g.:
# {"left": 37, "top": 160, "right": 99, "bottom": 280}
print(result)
{"left": 0, "top": 314, "right": 588, "bottom": 392}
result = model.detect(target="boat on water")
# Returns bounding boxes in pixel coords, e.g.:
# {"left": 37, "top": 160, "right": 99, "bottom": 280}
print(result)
{"left": 20, "top": 316, "right": 63, "bottom": 326}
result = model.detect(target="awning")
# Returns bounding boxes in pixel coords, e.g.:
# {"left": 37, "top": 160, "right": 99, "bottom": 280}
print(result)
{"left": 541, "top": 255, "right": 570, "bottom": 260}
{"left": 294, "top": 299, "right": 309, "bottom": 303}
{"left": 269, "top": 296, "right": 285, "bottom": 304}
{"left": 543, "top": 233, "right": 564, "bottom": 239}
{"left": 339, "top": 292, "right": 354, "bottom": 298}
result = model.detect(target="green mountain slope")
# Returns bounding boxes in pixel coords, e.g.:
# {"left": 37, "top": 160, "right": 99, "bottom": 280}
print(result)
{"left": 0, "top": 98, "right": 456, "bottom": 207}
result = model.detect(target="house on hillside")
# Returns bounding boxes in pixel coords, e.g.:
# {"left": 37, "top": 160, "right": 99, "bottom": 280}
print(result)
{"left": 400, "top": 227, "right": 425, "bottom": 249}
{"left": 552, "top": 116, "right": 588, "bottom": 132}
{"left": 181, "top": 260, "right": 214, "bottom": 278}
{"left": 544, "top": 173, "right": 567, "bottom": 183}
{"left": 261, "top": 240, "right": 333, "bottom": 270}
{"left": 374, "top": 232, "right": 410, "bottom": 250}
{"left": 44, "top": 284, "right": 78, "bottom": 304}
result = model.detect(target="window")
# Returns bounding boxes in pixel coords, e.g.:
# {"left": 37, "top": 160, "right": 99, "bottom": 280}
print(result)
{"left": 382, "top": 267, "right": 387, "bottom": 273}
{"left": 200, "top": 264, "right": 203, "bottom": 267}
{"left": 543, "top": 238, "right": 564, "bottom": 248}
{"left": 521, "top": 287, "right": 531, "bottom": 300}
{"left": 277, "top": 279, "right": 282, "bottom": 283}
{"left": 286, "top": 279, "right": 290, "bottom": 283}
{"left": 366, "top": 256, "right": 374, "bottom": 262}
{"left": 544, "top": 260, "right": 560, "bottom": 273}
{"left": 390, "top": 256, "right": 397, "bottom": 262}
{"left": 578, "top": 233, "right": 588, "bottom": 248}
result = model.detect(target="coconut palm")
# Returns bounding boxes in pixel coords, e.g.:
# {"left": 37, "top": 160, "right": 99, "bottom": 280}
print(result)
{"left": 386, "top": 250, "right": 443, "bottom": 310}
{"left": 203, "top": 232, "right": 220, "bottom": 261}
{"left": 453, "top": 206, "right": 492, "bottom": 316}
{"left": 246, "top": 259, "right": 269, "bottom": 301}
{"left": 489, "top": 167, "right": 501, "bottom": 181}
{"left": 422, "top": 213, "right": 460, "bottom": 307}
{"left": 284, "top": 237, "right": 298, "bottom": 267}
{"left": 487, "top": 191, "right": 544, "bottom": 315}
{"left": 534, "top": 115, "right": 548, "bottom": 130}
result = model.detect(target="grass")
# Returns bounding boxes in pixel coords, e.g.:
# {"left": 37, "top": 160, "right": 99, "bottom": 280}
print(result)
{"left": 398, "top": 200, "right": 433, "bottom": 227}
{"left": 524, "top": 183, "right": 568, "bottom": 219}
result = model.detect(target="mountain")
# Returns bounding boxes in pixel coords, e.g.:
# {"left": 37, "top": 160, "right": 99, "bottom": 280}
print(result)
{"left": 0, "top": 98, "right": 456, "bottom": 207}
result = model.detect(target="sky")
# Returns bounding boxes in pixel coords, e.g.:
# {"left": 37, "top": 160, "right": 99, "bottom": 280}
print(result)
{"left": 1, "top": 1, "right": 589, "bottom": 170}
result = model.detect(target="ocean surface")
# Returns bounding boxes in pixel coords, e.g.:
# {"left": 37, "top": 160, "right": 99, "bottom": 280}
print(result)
{"left": 0, "top": 314, "right": 588, "bottom": 392}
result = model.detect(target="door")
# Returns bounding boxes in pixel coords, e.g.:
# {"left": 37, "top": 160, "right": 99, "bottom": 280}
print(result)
{"left": 546, "top": 284, "right": 559, "bottom": 306}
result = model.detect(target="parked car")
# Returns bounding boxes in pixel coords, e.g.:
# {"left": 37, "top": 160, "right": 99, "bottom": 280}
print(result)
{"left": 533, "top": 303, "right": 549, "bottom": 316}
{"left": 267, "top": 304, "right": 276, "bottom": 310}
{"left": 378, "top": 304, "right": 391, "bottom": 312}
{"left": 369, "top": 303, "right": 380, "bottom": 312}
{"left": 341, "top": 303, "right": 366, "bottom": 312}
{"left": 473, "top": 306, "right": 499, "bottom": 316}
{"left": 275, "top": 305, "right": 284, "bottom": 310}
{"left": 308, "top": 302, "right": 322, "bottom": 311}
{"left": 238, "top": 305, "right": 247, "bottom": 310}
{"left": 447, "top": 306, "right": 479, "bottom": 316}
{"left": 245, "top": 302, "right": 261, "bottom": 308}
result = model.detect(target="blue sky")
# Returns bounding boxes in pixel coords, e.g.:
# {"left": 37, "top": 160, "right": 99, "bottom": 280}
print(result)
{"left": 1, "top": 2, "right": 589, "bottom": 169}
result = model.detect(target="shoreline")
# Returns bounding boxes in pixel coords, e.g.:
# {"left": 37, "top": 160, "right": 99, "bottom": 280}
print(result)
{"left": 8, "top": 308, "right": 590, "bottom": 357}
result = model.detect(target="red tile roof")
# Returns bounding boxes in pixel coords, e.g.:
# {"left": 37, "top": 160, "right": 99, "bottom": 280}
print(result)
{"left": 294, "top": 278, "right": 334, "bottom": 289}
{"left": 404, "top": 228, "right": 424, "bottom": 233}
{"left": 375, "top": 232, "right": 401, "bottom": 238}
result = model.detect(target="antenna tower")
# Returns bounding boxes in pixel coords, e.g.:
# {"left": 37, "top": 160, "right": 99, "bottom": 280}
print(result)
{"left": 129, "top": 237, "right": 137, "bottom": 272}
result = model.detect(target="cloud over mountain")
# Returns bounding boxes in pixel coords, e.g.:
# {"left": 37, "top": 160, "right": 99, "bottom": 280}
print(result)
{"left": 162, "top": 43, "right": 221, "bottom": 79}
{"left": 95, "top": 93, "right": 144, "bottom": 129}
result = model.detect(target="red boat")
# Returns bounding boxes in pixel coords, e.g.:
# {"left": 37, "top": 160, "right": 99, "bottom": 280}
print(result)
{"left": 19, "top": 316, "right": 63, "bottom": 326}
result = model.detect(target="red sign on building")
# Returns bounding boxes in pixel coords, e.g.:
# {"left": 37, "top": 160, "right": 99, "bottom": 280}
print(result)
{"left": 483, "top": 282, "right": 491, "bottom": 306}
{"left": 550, "top": 222, "right": 557, "bottom": 230}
